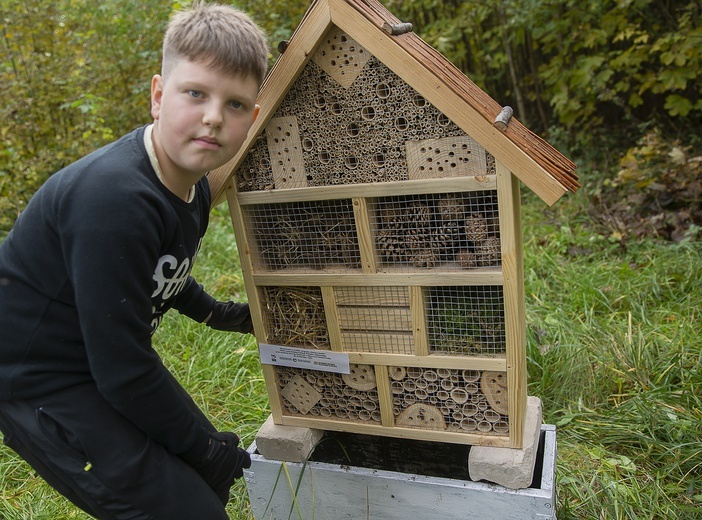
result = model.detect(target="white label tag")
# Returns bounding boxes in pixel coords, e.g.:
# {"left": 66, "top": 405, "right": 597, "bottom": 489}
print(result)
{"left": 259, "top": 343, "right": 350, "bottom": 374}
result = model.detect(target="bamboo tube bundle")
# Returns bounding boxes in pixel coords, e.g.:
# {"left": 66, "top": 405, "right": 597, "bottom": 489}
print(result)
{"left": 386, "top": 365, "right": 509, "bottom": 435}
{"left": 236, "top": 137, "right": 274, "bottom": 192}
{"left": 275, "top": 365, "right": 382, "bottom": 423}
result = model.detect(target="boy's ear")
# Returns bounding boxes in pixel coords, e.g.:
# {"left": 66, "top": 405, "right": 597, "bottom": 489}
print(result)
{"left": 150, "top": 74, "right": 164, "bottom": 120}
{"left": 252, "top": 104, "right": 260, "bottom": 123}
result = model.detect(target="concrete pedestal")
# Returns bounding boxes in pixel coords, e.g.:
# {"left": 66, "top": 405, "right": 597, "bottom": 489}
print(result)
{"left": 244, "top": 424, "right": 557, "bottom": 520}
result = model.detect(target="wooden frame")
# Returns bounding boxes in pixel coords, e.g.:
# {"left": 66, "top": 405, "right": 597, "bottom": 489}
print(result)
{"left": 219, "top": 0, "right": 576, "bottom": 450}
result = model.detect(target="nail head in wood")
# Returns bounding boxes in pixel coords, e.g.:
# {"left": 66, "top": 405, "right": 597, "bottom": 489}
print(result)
{"left": 277, "top": 40, "right": 289, "bottom": 53}
{"left": 381, "top": 22, "right": 413, "bottom": 36}
{"left": 493, "top": 106, "right": 514, "bottom": 131}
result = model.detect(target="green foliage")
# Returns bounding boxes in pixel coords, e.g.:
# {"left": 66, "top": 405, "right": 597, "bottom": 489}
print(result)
{"left": 594, "top": 128, "right": 702, "bottom": 242}
{"left": 234, "top": 0, "right": 308, "bottom": 62}
{"left": 0, "top": 0, "right": 307, "bottom": 236}
{"left": 534, "top": 0, "right": 701, "bottom": 144}
{"left": 0, "top": 0, "right": 171, "bottom": 235}
{"left": 384, "top": 0, "right": 701, "bottom": 154}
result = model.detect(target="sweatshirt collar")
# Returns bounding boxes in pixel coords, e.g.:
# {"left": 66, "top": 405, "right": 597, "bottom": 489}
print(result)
{"left": 143, "top": 124, "right": 195, "bottom": 203}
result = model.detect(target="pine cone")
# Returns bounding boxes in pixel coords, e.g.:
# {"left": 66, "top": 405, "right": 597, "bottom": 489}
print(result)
{"left": 377, "top": 228, "right": 406, "bottom": 263}
{"left": 437, "top": 194, "right": 464, "bottom": 222}
{"left": 456, "top": 249, "right": 478, "bottom": 269}
{"left": 432, "top": 222, "right": 461, "bottom": 260}
{"left": 379, "top": 202, "right": 406, "bottom": 228}
{"left": 465, "top": 213, "right": 488, "bottom": 242}
{"left": 410, "top": 249, "right": 438, "bottom": 268}
{"left": 406, "top": 201, "right": 432, "bottom": 227}
{"left": 477, "top": 235, "right": 501, "bottom": 266}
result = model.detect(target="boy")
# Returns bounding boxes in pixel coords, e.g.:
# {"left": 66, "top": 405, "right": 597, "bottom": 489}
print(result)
{"left": 0, "top": 3, "right": 268, "bottom": 518}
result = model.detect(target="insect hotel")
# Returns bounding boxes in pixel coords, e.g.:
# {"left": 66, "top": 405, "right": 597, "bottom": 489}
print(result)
{"left": 210, "top": 0, "right": 578, "bottom": 451}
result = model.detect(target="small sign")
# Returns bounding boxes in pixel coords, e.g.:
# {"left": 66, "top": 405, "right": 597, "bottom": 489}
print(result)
{"left": 259, "top": 343, "right": 350, "bottom": 374}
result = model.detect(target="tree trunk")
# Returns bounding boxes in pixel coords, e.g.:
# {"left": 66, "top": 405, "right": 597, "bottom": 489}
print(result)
{"left": 498, "top": 1, "right": 527, "bottom": 125}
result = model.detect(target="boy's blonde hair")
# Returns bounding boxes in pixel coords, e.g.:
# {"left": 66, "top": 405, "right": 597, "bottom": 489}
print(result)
{"left": 162, "top": 2, "right": 268, "bottom": 86}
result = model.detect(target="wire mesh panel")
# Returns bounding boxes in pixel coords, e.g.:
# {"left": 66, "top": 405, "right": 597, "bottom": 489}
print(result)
{"left": 262, "top": 286, "right": 330, "bottom": 350}
{"left": 371, "top": 191, "right": 501, "bottom": 271}
{"left": 245, "top": 199, "right": 360, "bottom": 271}
{"left": 389, "top": 367, "right": 509, "bottom": 435}
{"left": 235, "top": 25, "right": 492, "bottom": 192}
{"left": 425, "top": 286, "right": 506, "bottom": 356}
{"left": 334, "top": 286, "right": 414, "bottom": 354}
{"left": 276, "top": 365, "right": 382, "bottom": 424}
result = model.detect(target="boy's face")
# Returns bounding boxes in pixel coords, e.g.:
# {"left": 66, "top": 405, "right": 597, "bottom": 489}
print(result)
{"left": 150, "top": 58, "right": 260, "bottom": 183}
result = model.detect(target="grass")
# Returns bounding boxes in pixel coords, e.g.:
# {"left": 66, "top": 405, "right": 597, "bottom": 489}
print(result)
{"left": 521, "top": 188, "right": 702, "bottom": 520}
{"left": 2, "top": 191, "right": 701, "bottom": 519}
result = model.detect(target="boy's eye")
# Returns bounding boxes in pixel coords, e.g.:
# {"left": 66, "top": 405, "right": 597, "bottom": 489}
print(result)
{"left": 188, "top": 90, "right": 203, "bottom": 98}
{"left": 228, "top": 100, "right": 243, "bottom": 110}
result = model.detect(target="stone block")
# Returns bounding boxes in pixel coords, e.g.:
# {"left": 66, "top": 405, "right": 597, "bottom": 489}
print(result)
{"left": 254, "top": 415, "right": 324, "bottom": 462}
{"left": 468, "top": 396, "right": 543, "bottom": 489}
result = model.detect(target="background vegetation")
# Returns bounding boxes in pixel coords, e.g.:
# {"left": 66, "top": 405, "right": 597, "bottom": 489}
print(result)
{"left": 1, "top": 0, "right": 700, "bottom": 518}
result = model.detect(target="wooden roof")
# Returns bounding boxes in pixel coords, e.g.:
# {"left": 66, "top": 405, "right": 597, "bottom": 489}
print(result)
{"left": 209, "top": 0, "right": 579, "bottom": 207}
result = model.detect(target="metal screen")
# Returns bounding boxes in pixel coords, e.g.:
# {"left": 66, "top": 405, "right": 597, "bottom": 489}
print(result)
{"left": 425, "top": 286, "right": 506, "bottom": 356}
{"left": 246, "top": 199, "right": 360, "bottom": 271}
{"left": 371, "top": 191, "right": 501, "bottom": 271}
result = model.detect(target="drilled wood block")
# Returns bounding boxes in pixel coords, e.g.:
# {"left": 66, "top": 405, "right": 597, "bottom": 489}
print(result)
{"left": 406, "top": 136, "right": 487, "bottom": 179}
{"left": 312, "top": 26, "right": 372, "bottom": 88}
{"left": 481, "top": 371, "right": 509, "bottom": 415}
{"left": 280, "top": 374, "right": 323, "bottom": 414}
{"left": 266, "top": 116, "right": 306, "bottom": 189}
{"left": 396, "top": 403, "right": 446, "bottom": 430}
{"left": 342, "top": 363, "right": 377, "bottom": 391}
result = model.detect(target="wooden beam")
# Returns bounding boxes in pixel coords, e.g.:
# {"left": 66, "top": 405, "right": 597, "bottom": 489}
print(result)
{"left": 236, "top": 176, "right": 497, "bottom": 206}
{"left": 275, "top": 415, "right": 511, "bottom": 447}
{"left": 252, "top": 271, "right": 504, "bottom": 287}
{"left": 496, "top": 160, "right": 527, "bottom": 449}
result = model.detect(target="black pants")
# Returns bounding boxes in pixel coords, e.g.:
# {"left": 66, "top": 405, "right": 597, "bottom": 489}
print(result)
{"left": 0, "top": 378, "right": 230, "bottom": 519}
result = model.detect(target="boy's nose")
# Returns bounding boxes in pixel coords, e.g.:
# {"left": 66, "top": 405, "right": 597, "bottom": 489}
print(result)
{"left": 202, "top": 104, "right": 223, "bottom": 128}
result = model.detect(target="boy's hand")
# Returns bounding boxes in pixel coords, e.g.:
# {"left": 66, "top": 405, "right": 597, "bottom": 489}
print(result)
{"left": 195, "top": 431, "right": 252, "bottom": 505}
{"left": 206, "top": 301, "right": 253, "bottom": 333}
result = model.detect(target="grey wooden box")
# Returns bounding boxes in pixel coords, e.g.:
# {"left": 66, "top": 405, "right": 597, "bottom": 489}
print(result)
{"left": 244, "top": 424, "right": 557, "bottom": 520}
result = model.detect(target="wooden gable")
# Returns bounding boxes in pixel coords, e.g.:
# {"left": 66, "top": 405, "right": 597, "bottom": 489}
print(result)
{"left": 209, "top": 0, "right": 578, "bottom": 206}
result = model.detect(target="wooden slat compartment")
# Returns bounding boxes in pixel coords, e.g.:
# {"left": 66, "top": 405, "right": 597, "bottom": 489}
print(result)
{"left": 333, "top": 286, "right": 413, "bottom": 354}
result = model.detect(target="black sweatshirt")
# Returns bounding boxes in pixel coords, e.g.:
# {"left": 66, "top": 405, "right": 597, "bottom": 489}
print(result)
{"left": 0, "top": 126, "right": 216, "bottom": 463}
